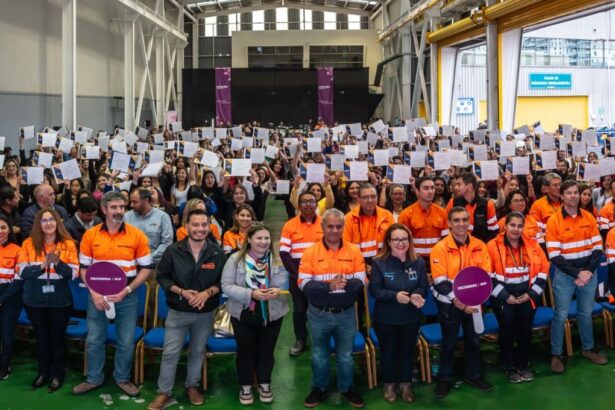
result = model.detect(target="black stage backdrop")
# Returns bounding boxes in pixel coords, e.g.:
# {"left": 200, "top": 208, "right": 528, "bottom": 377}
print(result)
{"left": 182, "top": 68, "right": 369, "bottom": 128}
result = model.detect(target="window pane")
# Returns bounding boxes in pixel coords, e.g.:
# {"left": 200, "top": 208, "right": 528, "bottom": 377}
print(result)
{"left": 348, "top": 14, "right": 361, "bottom": 30}
{"left": 277, "top": 8, "right": 288, "bottom": 31}
{"left": 253, "top": 10, "right": 265, "bottom": 31}
{"left": 324, "top": 12, "right": 336, "bottom": 30}
{"left": 205, "top": 16, "right": 216, "bottom": 37}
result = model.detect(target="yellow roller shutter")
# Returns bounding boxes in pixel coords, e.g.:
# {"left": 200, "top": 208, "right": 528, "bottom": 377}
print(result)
{"left": 514, "top": 96, "right": 588, "bottom": 132}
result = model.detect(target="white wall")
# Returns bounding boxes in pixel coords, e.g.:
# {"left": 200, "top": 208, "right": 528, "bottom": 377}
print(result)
{"left": 526, "top": 10, "right": 615, "bottom": 40}
{"left": 231, "top": 29, "right": 381, "bottom": 84}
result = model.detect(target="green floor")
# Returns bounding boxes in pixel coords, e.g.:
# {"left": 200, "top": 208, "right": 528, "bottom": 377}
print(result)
{"left": 1, "top": 199, "right": 613, "bottom": 409}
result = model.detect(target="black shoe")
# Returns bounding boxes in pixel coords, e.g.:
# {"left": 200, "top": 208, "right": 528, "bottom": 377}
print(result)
{"left": 434, "top": 380, "right": 451, "bottom": 399}
{"left": 341, "top": 388, "right": 365, "bottom": 408}
{"left": 290, "top": 340, "right": 306, "bottom": 357}
{"left": 0, "top": 367, "right": 10, "bottom": 381}
{"left": 31, "top": 375, "right": 49, "bottom": 391}
{"left": 304, "top": 389, "right": 327, "bottom": 408}
{"left": 48, "top": 378, "right": 63, "bottom": 393}
{"left": 464, "top": 377, "right": 494, "bottom": 392}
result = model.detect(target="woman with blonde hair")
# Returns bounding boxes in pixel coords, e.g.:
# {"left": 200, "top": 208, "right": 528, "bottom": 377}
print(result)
{"left": 369, "top": 223, "right": 428, "bottom": 404}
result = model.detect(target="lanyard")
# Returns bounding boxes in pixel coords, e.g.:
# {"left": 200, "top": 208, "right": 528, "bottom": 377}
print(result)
{"left": 507, "top": 245, "right": 524, "bottom": 269}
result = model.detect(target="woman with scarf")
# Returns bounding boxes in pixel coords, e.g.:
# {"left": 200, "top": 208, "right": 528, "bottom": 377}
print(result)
{"left": 221, "top": 222, "right": 289, "bottom": 406}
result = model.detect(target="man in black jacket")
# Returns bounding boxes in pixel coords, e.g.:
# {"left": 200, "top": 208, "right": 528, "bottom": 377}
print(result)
{"left": 64, "top": 197, "right": 101, "bottom": 246}
{"left": 147, "top": 209, "right": 227, "bottom": 410}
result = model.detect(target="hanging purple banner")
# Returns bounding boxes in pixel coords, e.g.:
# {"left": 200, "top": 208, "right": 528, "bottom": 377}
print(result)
{"left": 215, "top": 67, "right": 232, "bottom": 126}
{"left": 317, "top": 67, "right": 334, "bottom": 126}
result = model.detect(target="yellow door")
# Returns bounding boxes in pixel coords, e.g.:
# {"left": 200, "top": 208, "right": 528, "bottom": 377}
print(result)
{"left": 479, "top": 100, "right": 487, "bottom": 124}
{"left": 515, "top": 96, "right": 588, "bottom": 132}
{"left": 418, "top": 101, "right": 427, "bottom": 119}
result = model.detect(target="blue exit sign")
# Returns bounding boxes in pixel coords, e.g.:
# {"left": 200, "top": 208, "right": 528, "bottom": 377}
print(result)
{"left": 529, "top": 73, "right": 572, "bottom": 89}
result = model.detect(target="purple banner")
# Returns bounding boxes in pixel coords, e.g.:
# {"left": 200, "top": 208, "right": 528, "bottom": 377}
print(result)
{"left": 317, "top": 67, "right": 334, "bottom": 126}
{"left": 215, "top": 67, "right": 232, "bottom": 126}
{"left": 453, "top": 267, "right": 492, "bottom": 306}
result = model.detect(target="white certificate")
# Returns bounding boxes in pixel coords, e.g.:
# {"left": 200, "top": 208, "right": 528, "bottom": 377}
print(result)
{"left": 348, "top": 123, "right": 363, "bottom": 137}
{"left": 0, "top": 155, "right": 4, "bottom": 169}
{"left": 231, "top": 126, "right": 242, "bottom": 138}
{"left": 98, "top": 136, "right": 110, "bottom": 152}
{"left": 372, "top": 149, "right": 389, "bottom": 166}
{"left": 22, "top": 167, "right": 44, "bottom": 185}
{"left": 57, "top": 159, "right": 82, "bottom": 181}
{"left": 433, "top": 151, "right": 451, "bottom": 171}
{"left": 449, "top": 149, "right": 468, "bottom": 167}
{"left": 153, "top": 133, "right": 164, "bottom": 145}
{"left": 357, "top": 141, "right": 368, "bottom": 154}
{"left": 582, "top": 130, "right": 597, "bottom": 146}
{"left": 179, "top": 141, "right": 199, "bottom": 158}
{"left": 141, "top": 162, "right": 164, "bottom": 177}
{"left": 496, "top": 141, "right": 516, "bottom": 158}
{"left": 0, "top": 137, "right": 4, "bottom": 151}
{"left": 410, "top": 151, "right": 426, "bottom": 168}
{"left": 571, "top": 142, "right": 587, "bottom": 158}
{"left": 391, "top": 127, "right": 408, "bottom": 143}
{"left": 22, "top": 126, "right": 35, "bottom": 140}
{"left": 538, "top": 134, "right": 555, "bottom": 150}
{"left": 41, "top": 133, "right": 57, "bottom": 147}
{"left": 535, "top": 150, "right": 557, "bottom": 170}
{"left": 274, "top": 180, "right": 290, "bottom": 195}
{"left": 110, "top": 151, "right": 131, "bottom": 173}
{"left": 469, "top": 145, "right": 488, "bottom": 161}
{"left": 331, "top": 125, "right": 346, "bottom": 137}
{"left": 342, "top": 145, "right": 359, "bottom": 159}
{"left": 327, "top": 154, "right": 346, "bottom": 171}
{"left": 473, "top": 160, "right": 500, "bottom": 181}
{"left": 215, "top": 128, "right": 227, "bottom": 139}
{"left": 243, "top": 137, "right": 254, "bottom": 148}
{"left": 256, "top": 128, "right": 270, "bottom": 139}
{"left": 305, "top": 163, "right": 326, "bottom": 184}
{"left": 201, "top": 127, "right": 214, "bottom": 140}
{"left": 78, "top": 126, "right": 93, "bottom": 139}
{"left": 145, "top": 150, "right": 165, "bottom": 164}
{"left": 388, "top": 146, "right": 399, "bottom": 158}
{"left": 510, "top": 156, "right": 530, "bottom": 175}
{"left": 211, "top": 138, "right": 221, "bottom": 147}
{"left": 577, "top": 162, "right": 601, "bottom": 182}
{"left": 248, "top": 148, "right": 265, "bottom": 164}
{"left": 135, "top": 142, "right": 149, "bottom": 153}
{"left": 369, "top": 119, "right": 387, "bottom": 134}
{"left": 125, "top": 131, "right": 138, "bottom": 146}
{"left": 58, "top": 137, "right": 73, "bottom": 153}
{"left": 231, "top": 138, "right": 243, "bottom": 151}
{"left": 307, "top": 138, "right": 321, "bottom": 153}
{"left": 85, "top": 146, "right": 100, "bottom": 160}
{"left": 35, "top": 152, "right": 53, "bottom": 168}
{"left": 600, "top": 157, "right": 615, "bottom": 177}
{"left": 73, "top": 131, "right": 89, "bottom": 145}
{"left": 265, "top": 145, "right": 278, "bottom": 158}
{"left": 230, "top": 159, "right": 252, "bottom": 176}
{"left": 112, "top": 140, "right": 128, "bottom": 154}
{"left": 366, "top": 132, "right": 378, "bottom": 146}
{"left": 392, "top": 165, "right": 412, "bottom": 185}
{"left": 136, "top": 127, "right": 149, "bottom": 140}
{"left": 199, "top": 149, "right": 220, "bottom": 168}
{"left": 349, "top": 161, "right": 369, "bottom": 181}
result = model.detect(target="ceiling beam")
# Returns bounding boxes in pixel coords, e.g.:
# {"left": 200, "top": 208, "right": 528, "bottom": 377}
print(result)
{"left": 116, "top": 0, "right": 187, "bottom": 41}
{"left": 194, "top": 0, "right": 372, "bottom": 17}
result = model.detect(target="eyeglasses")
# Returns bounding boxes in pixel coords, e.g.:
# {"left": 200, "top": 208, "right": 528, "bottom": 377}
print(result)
{"left": 390, "top": 237, "right": 409, "bottom": 244}
{"left": 360, "top": 195, "right": 377, "bottom": 201}
{"left": 300, "top": 200, "right": 317, "bottom": 205}
{"left": 511, "top": 198, "right": 526, "bottom": 203}
{"left": 41, "top": 218, "right": 56, "bottom": 225}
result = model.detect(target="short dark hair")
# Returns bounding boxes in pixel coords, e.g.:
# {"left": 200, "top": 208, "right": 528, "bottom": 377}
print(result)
{"left": 415, "top": 176, "right": 433, "bottom": 191}
{"left": 448, "top": 206, "right": 469, "bottom": 222}
{"left": 133, "top": 188, "right": 152, "bottom": 202}
{"left": 77, "top": 196, "right": 99, "bottom": 214}
{"left": 457, "top": 172, "right": 478, "bottom": 189}
{"left": 298, "top": 191, "right": 316, "bottom": 203}
{"left": 187, "top": 208, "right": 209, "bottom": 223}
{"left": 358, "top": 183, "right": 377, "bottom": 197}
{"left": 0, "top": 186, "right": 17, "bottom": 205}
{"left": 560, "top": 180, "right": 579, "bottom": 195}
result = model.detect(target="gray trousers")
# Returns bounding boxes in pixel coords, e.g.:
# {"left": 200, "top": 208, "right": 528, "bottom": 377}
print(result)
{"left": 157, "top": 308, "right": 214, "bottom": 395}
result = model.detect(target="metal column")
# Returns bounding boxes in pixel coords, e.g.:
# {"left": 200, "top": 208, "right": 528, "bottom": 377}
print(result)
{"left": 400, "top": 27, "right": 412, "bottom": 120}
{"left": 62, "top": 0, "right": 76, "bottom": 130}
{"left": 124, "top": 14, "right": 136, "bottom": 130}
{"left": 486, "top": 0, "right": 499, "bottom": 129}
{"left": 192, "top": 17, "right": 199, "bottom": 69}
{"left": 155, "top": 33, "right": 165, "bottom": 125}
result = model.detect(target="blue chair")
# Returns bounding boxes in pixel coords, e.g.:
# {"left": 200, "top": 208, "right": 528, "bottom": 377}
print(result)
{"left": 365, "top": 287, "right": 424, "bottom": 386}
{"left": 204, "top": 296, "right": 238, "bottom": 391}
{"left": 83, "top": 282, "right": 149, "bottom": 384}
{"left": 17, "top": 308, "right": 31, "bottom": 328}
{"left": 596, "top": 258, "right": 615, "bottom": 348}
{"left": 67, "top": 280, "right": 89, "bottom": 340}
{"left": 136, "top": 285, "right": 191, "bottom": 384}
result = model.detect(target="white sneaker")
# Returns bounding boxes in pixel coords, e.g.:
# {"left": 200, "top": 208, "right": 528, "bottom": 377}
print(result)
{"left": 258, "top": 383, "right": 274, "bottom": 403}
{"left": 239, "top": 385, "right": 254, "bottom": 405}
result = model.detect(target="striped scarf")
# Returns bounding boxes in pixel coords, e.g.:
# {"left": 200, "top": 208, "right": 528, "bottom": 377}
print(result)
{"left": 245, "top": 250, "right": 272, "bottom": 325}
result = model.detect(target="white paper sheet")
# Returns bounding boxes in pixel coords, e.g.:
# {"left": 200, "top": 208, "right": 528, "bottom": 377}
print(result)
{"left": 600, "top": 157, "right": 615, "bottom": 177}
{"left": 342, "top": 145, "right": 359, "bottom": 159}
{"left": 199, "top": 149, "right": 220, "bottom": 168}
{"left": 22, "top": 167, "right": 44, "bottom": 185}
{"left": 391, "top": 127, "right": 408, "bottom": 143}
{"left": 473, "top": 160, "right": 500, "bottom": 181}
{"left": 305, "top": 163, "right": 326, "bottom": 184}
{"left": 369, "top": 119, "right": 387, "bottom": 134}
{"left": 392, "top": 165, "right": 412, "bottom": 185}
{"left": 509, "top": 156, "right": 530, "bottom": 175}
{"left": 34, "top": 151, "right": 53, "bottom": 168}
{"left": 231, "top": 138, "right": 243, "bottom": 151}
{"left": 41, "top": 133, "right": 57, "bottom": 147}
{"left": 432, "top": 151, "right": 451, "bottom": 171}
{"left": 534, "top": 150, "right": 557, "bottom": 170}
{"left": 265, "top": 145, "right": 278, "bottom": 158}
{"left": 215, "top": 128, "right": 227, "bottom": 139}
{"left": 372, "top": 149, "right": 389, "bottom": 166}
{"left": 110, "top": 151, "right": 131, "bottom": 173}
{"left": 145, "top": 150, "right": 165, "bottom": 164}
{"left": 55, "top": 159, "right": 82, "bottom": 181}
{"left": 22, "top": 126, "right": 35, "bottom": 140}
{"left": 273, "top": 180, "right": 290, "bottom": 195}
{"left": 141, "top": 162, "right": 164, "bottom": 177}
{"left": 247, "top": 148, "right": 265, "bottom": 164}
{"left": 327, "top": 154, "right": 346, "bottom": 171}
{"left": 153, "top": 133, "right": 164, "bottom": 145}
{"left": 229, "top": 159, "right": 252, "bottom": 176}
{"left": 179, "top": 141, "right": 199, "bottom": 158}
{"left": 410, "top": 151, "right": 426, "bottom": 168}
{"left": 85, "top": 146, "right": 100, "bottom": 160}
{"left": 349, "top": 161, "right": 369, "bottom": 181}
{"left": 58, "top": 137, "right": 73, "bottom": 153}
{"left": 307, "top": 138, "right": 321, "bottom": 153}
{"left": 348, "top": 123, "right": 363, "bottom": 137}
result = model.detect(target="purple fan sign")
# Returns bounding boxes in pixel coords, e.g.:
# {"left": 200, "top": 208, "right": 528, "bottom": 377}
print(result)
{"left": 453, "top": 266, "right": 492, "bottom": 306}
{"left": 85, "top": 262, "right": 127, "bottom": 296}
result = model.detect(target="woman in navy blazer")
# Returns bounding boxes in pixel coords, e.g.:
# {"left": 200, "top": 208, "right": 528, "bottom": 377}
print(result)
{"left": 369, "top": 223, "right": 428, "bottom": 404}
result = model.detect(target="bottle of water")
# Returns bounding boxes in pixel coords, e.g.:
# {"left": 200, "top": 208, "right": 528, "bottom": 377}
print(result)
{"left": 431, "top": 352, "right": 440, "bottom": 377}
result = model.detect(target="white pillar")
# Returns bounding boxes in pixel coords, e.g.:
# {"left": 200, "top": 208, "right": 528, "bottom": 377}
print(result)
{"left": 500, "top": 28, "right": 522, "bottom": 133}
{"left": 62, "top": 0, "right": 76, "bottom": 129}
{"left": 192, "top": 18, "right": 199, "bottom": 69}
{"left": 176, "top": 19, "right": 185, "bottom": 120}
{"left": 124, "top": 14, "right": 136, "bottom": 130}
{"left": 400, "top": 27, "right": 412, "bottom": 120}
{"left": 438, "top": 46, "right": 458, "bottom": 125}
{"left": 486, "top": 0, "right": 499, "bottom": 130}
{"left": 155, "top": 33, "right": 165, "bottom": 126}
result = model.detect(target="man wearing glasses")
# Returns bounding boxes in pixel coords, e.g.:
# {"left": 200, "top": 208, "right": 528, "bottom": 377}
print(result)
{"left": 280, "top": 191, "right": 324, "bottom": 357}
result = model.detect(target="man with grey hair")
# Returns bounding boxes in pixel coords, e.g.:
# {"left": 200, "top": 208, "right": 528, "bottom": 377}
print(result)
{"left": 21, "top": 183, "right": 69, "bottom": 237}
{"left": 299, "top": 208, "right": 367, "bottom": 408}
{"left": 73, "top": 191, "right": 154, "bottom": 397}
{"left": 529, "top": 172, "right": 562, "bottom": 243}
{"left": 124, "top": 188, "right": 173, "bottom": 266}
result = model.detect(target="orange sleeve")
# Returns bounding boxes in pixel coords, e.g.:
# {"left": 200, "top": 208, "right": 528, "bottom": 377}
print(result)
{"left": 486, "top": 239, "right": 500, "bottom": 275}
{"left": 478, "top": 241, "right": 493, "bottom": 273}
{"left": 397, "top": 208, "right": 411, "bottom": 228}
{"left": 297, "top": 245, "right": 316, "bottom": 290}
{"left": 430, "top": 242, "right": 448, "bottom": 280}
{"left": 606, "top": 228, "right": 615, "bottom": 263}
{"left": 176, "top": 226, "right": 187, "bottom": 241}
{"left": 61, "top": 240, "right": 80, "bottom": 279}
{"left": 444, "top": 198, "right": 453, "bottom": 214}
{"left": 79, "top": 228, "right": 94, "bottom": 267}
{"left": 16, "top": 240, "right": 33, "bottom": 276}
{"left": 545, "top": 214, "right": 561, "bottom": 259}
{"left": 352, "top": 244, "right": 367, "bottom": 284}
{"left": 210, "top": 224, "right": 221, "bottom": 242}
{"left": 342, "top": 213, "right": 355, "bottom": 243}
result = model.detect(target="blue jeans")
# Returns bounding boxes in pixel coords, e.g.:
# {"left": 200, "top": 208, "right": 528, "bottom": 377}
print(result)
{"left": 307, "top": 305, "right": 357, "bottom": 393}
{"left": 86, "top": 292, "right": 138, "bottom": 384}
{"left": 550, "top": 268, "right": 598, "bottom": 355}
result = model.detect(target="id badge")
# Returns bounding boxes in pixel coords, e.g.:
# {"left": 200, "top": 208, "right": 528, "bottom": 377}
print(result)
{"left": 42, "top": 285, "right": 55, "bottom": 294}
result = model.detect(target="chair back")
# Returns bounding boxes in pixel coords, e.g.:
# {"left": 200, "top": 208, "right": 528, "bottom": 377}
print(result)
{"left": 422, "top": 290, "right": 439, "bottom": 317}
{"left": 154, "top": 285, "right": 169, "bottom": 327}
{"left": 136, "top": 282, "right": 150, "bottom": 332}
{"left": 69, "top": 279, "right": 89, "bottom": 313}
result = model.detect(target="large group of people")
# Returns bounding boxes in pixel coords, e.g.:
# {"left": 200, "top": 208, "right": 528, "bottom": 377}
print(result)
{"left": 0, "top": 119, "right": 614, "bottom": 408}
